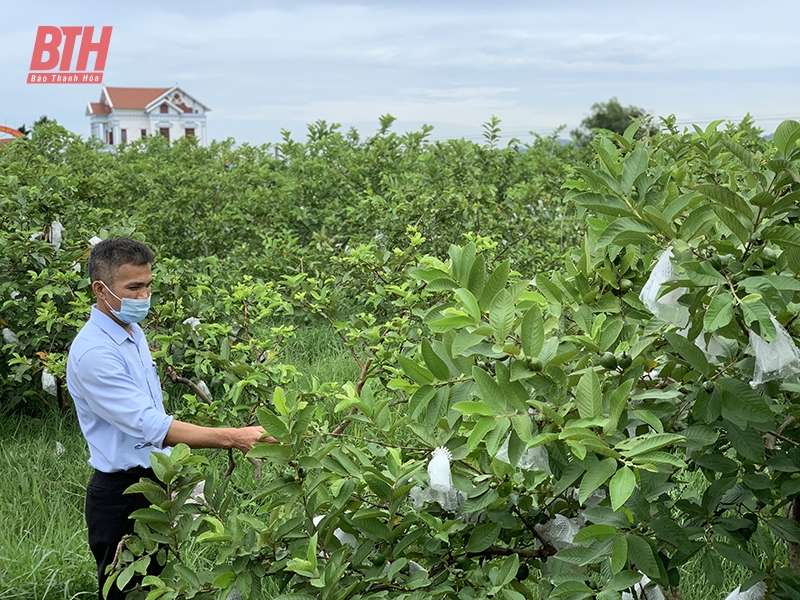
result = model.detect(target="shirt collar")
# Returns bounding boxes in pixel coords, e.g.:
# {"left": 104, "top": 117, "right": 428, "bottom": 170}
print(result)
{"left": 89, "top": 305, "right": 137, "bottom": 345}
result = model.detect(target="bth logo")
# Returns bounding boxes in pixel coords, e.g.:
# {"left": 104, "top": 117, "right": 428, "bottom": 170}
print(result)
{"left": 28, "top": 26, "right": 112, "bottom": 84}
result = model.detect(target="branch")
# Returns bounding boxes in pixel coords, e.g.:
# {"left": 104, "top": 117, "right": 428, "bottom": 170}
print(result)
{"left": 165, "top": 365, "right": 211, "bottom": 405}
{"left": 331, "top": 358, "right": 372, "bottom": 436}
{"left": 466, "top": 544, "right": 556, "bottom": 559}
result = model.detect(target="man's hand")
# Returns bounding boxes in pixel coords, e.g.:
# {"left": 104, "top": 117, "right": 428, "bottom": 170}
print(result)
{"left": 232, "top": 426, "right": 277, "bottom": 454}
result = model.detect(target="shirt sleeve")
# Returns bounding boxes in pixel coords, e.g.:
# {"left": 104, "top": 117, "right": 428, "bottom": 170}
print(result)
{"left": 74, "top": 346, "right": 174, "bottom": 448}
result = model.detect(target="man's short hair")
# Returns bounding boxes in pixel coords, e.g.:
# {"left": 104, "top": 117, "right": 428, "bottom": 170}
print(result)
{"left": 89, "top": 237, "right": 154, "bottom": 284}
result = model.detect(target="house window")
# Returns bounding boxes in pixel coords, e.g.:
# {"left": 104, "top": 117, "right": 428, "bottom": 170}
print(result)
{"left": 141, "top": 129, "right": 147, "bottom": 138}
{"left": 160, "top": 104, "right": 169, "bottom": 114}
{"left": 159, "top": 127, "right": 170, "bottom": 142}
{"left": 121, "top": 129, "right": 127, "bottom": 143}
{"left": 107, "top": 130, "right": 114, "bottom": 145}
{"left": 185, "top": 128, "right": 195, "bottom": 138}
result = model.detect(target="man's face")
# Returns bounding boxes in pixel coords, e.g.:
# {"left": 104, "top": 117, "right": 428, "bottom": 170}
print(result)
{"left": 93, "top": 263, "right": 153, "bottom": 324}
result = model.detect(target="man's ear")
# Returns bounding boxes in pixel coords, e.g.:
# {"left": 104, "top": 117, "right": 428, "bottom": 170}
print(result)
{"left": 91, "top": 280, "right": 106, "bottom": 299}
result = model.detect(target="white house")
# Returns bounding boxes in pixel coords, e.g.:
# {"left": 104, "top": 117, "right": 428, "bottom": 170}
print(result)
{"left": 86, "top": 86, "right": 210, "bottom": 147}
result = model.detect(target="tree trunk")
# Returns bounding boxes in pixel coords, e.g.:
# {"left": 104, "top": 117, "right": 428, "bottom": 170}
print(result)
{"left": 787, "top": 497, "right": 800, "bottom": 572}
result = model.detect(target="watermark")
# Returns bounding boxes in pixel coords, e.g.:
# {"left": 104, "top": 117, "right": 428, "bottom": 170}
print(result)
{"left": 28, "top": 26, "right": 112, "bottom": 84}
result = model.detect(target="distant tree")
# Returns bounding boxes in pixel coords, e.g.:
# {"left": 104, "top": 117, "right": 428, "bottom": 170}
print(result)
{"left": 17, "top": 117, "right": 53, "bottom": 137}
{"left": 572, "top": 97, "right": 654, "bottom": 146}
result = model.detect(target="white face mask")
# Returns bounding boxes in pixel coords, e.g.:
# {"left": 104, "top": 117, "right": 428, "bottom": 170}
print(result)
{"left": 101, "top": 282, "right": 151, "bottom": 324}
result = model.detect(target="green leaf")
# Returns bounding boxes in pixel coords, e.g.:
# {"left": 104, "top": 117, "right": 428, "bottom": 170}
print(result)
{"left": 468, "top": 416, "right": 497, "bottom": 451}
{"left": 711, "top": 204, "right": 751, "bottom": 245}
{"left": 409, "top": 385, "right": 436, "bottom": 420}
{"left": 682, "top": 261, "right": 727, "bottom": 287}
{"left": 621, "top": 147, "right": 648, "bottom": 193}
{"left": 452, "top": 331, "right": 485, "bottom": 358}
{"left": 695, "top": 183, "right": 752, "bottom": 217}
{"left": 712, "top": 541, "right": 761, "bottom": 572}
{"left": 467, "top": 253, "right": 486, "bottom": 297}
{"left": 521, "top": 305, "right": 544, "bottom": 358}
{"left": 763, "top": 225, "right": 800, "bottom": 249}
{"left": 611, "top": 537, "right": 628, "bottom": 574}
{"left": 704, "top": 293, "right": 735, "bottom": 332}
{"left": 398, "top": 355, "right": 434, "bottom": 386}
{"left": 576, "top": 369, "right": 602, "bottom": 419}
{"left": 490, "top": 289, "right": 515, "bottom": 342}
{"left": 626, "top": 535, "right": 664, "bottom": 582}
{"left": 609, "top": 466, "right": 636, "bottom": 510}
{"left": 466, "top": 522, "right": 501, "bottom": 553}
{"left": 452, "top": 401, "right": 495, "bottom": 417}
{"left": 473, "top": 366, "right": 508, "bottom": 414}
{"left": 421, "top": 339, "right": 450, "bottom": 381}
{"left": 617, "top": 433, "right": 685, "bottom": 457}
{"left": 480, "top": 259, "right": 510, "bottom": 311}
{"left": 606, "top": 570, "right": 644, "bottom": 592}
{"left": 256, "top": 407, "right": 290, "bottom": 442}
{"left": 454, "top": 288, "right": 481, "bottom": 324}
{"left": 579, "top": 457, "right": 617, "bottom": 504}
{"left": 765, "top": 517, "right": 800, "bottom": 544}
{"left": 774, "top": 120, "right": 800, "bottom": 155}
{"left": 664, "top": 331, "right": 711, "bottom": 377}
{"left": 717, "top": 378, "right": 774, "bottom": 430}
{"left": 598, "top": 218, "right": 654, "bottom": 248}
{"left": 495, "top": 554, "right": 520, "bottom": 588}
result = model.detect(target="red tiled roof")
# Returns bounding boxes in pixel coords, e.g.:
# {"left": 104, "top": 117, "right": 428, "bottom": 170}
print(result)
{"left": 88, "top": 102, "right": 111, "bottom": 115}
{"left": 105, "top": 87, "right": 170, "bottom": 109}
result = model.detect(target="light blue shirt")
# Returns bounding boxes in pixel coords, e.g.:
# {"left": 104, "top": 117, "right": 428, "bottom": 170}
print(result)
{"left": 67, "top": 306, "right": 173, "bottom": 473}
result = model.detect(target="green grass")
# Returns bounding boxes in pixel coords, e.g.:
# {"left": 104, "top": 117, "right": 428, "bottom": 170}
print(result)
{"left": 0, "top": 413, "right": 95, "bottom": 599}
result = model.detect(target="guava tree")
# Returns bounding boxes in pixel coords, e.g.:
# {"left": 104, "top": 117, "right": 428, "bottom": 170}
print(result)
{"left": 112, "top": 119, "right": 800, "bottom": 600}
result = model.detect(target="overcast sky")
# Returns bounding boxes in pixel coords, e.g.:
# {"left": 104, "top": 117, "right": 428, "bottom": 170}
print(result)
{"left": 2, "top": 1, "right": 799, "bottom": 145}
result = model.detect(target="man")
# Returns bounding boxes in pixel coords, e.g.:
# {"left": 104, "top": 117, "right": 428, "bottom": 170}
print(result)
{"left": 66, "top": 237, "right": 267, "bottom": 599}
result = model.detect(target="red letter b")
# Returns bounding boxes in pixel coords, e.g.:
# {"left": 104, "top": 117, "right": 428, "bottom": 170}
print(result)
{"left": 30, "top": 26, "right": 62, "bottom": 70}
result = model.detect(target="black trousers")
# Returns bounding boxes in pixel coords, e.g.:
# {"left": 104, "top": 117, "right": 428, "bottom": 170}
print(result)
{"left": 85, "top": 467, "right": 165, "bottom": 600}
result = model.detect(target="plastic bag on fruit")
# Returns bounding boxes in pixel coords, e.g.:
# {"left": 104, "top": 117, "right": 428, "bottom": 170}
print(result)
{"left": 2, "top": 328, "right": 19, "bottom": 345}
{"left": 621, "top": 573, "right": 666, "bottom": 600}
{"left": 749, "top": 315, "right": 800, "bottom": 387}
{"left": 534, "top": 514, "right": 582, "bottom": 551}
{"left": 49, "top": 221, "right": 64, "bottom": 251}
{"left": 723, "top": 582, "right": 766, "bottom": 600}
{"left": 495, "top": 436, "right": 551, "bottom": 474}
{"left": 639, "top": 247, "right": 689, "bottom": 328}
{"left": 42, "top": 369, "right": 57, "bottom": 396}
{"left": 312, "top": 515, "right": 358, "bottom": 549}
{"left": 409, "top": 447, "right": 466, "bottom": 512}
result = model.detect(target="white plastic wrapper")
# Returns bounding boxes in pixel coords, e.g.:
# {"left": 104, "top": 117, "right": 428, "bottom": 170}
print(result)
{"left": 534, "top": 514, "right": 582, "bottom": 551}
{"left": 182, "top": 481, "right": 206, "bottom": 521}
{"left": 42, "top": 369, "right": 57, "bottom": 396}
{"left": 196, "top": 380, "right": 212, "bottom": 401}
{"left": 639, "top": 247, "right": 689, "bottom": 328}
{"left": 621, "top": 573, "right": 666, "bottom": 600}
{"left": 410, "top": 447, "right": 466, "bottom": 512}
{"left": 496, "top": 437, "right": 551, "bottom": 474}
{"left": 723, "top": 582, "right": 766, "bottom": 600}
{"left": 749, "top": 315, "right": 800, "bottom": 387}
{"left": 183, "top": 317, "right": 201, "bottom": 330}
{"left": 226, "top": 586, "right": 242, "bottom": 600}
{"left": 50, "top": 221, "right": 64, "bottom": 251}
{"left": 54, "top": 441, "right": 65, "bottom": 456}
{"left": 89, "top": 236, "right": 103, "bottom": 247}
{"left": 2, "top": 328, "right": 19, "bottom": 344}
{"left": 312, "top": 515, "right": 358, "bottom": 549}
